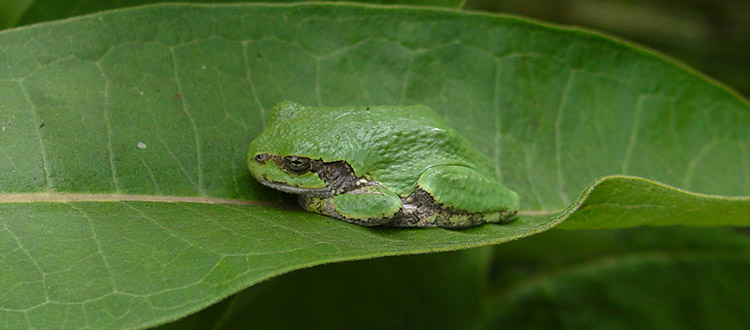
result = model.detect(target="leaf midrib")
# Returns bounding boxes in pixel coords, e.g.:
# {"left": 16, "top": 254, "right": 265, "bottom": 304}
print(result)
{"left": 0, "top": 193, "right": 563, "bottom": 216}
{"left": 0, "top": 193, "right": 282, "bottom": 205}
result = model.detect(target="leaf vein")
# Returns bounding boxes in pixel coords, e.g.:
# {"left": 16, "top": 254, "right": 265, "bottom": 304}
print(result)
{"left": 18, "top": 81, "right": 52, "bottom": 190}
{"left": 169, "top": 47, "right": 204, "bottom": 195}
{"left": 554, "top": 70, "right": 576, "bottom": 205}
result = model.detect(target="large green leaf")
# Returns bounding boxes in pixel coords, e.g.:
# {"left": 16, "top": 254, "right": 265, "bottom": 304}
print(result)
{"left": 15, "top": 0, "right": 465, "bottom": 27}
{"left": 1, "top": 3, "right": 749, "bottom": 328}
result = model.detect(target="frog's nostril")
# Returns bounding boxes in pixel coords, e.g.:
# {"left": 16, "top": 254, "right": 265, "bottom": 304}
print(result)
{"left": 254, "top": 154, "right": 266, "bottom": 162}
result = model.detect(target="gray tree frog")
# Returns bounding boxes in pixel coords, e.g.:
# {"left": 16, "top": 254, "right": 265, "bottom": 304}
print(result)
{"left": 248, "top": 101, "right": 519, "bottom": 228}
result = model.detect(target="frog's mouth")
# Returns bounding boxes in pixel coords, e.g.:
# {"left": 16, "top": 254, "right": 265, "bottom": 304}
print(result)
{"left": 257, "top": 180, "right": 334, "bottom": 197}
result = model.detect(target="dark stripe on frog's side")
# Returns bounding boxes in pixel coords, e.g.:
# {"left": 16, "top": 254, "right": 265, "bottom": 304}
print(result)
{"left": 313, "top": 159, "right": 361, "bottom": 196}
{"left": 305, "top": 159, "right": 515, "bottom": 228}
{"left": 300, "top": 184, "right": 516, "bottom": 228}
{"left": 255, "top": 154, "right": 360, "bottom": 198}
{"left": 257, "top": 155, "right": 514, "bottom": 228}
{"left": 392, "top": 187, "right": 517, "bottom": 228}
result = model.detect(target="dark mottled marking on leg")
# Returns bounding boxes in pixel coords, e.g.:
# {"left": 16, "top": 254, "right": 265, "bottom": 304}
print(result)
{"left": 314, "top": 161, "right": 360, "bottom": 195}
{"left": 258, "top": 155, "right": 515, "bottom": 228}
{"left": 386, "top": 187, "right": 517, "bottom": 228}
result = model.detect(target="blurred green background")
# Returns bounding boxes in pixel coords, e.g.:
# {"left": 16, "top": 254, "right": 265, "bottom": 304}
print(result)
{"left": 0, "top": 0, "right": 32, "bottom": 28}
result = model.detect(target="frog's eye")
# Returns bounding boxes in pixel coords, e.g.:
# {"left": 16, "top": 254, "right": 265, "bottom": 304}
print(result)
{"left": 283, "top": 156, "right": 311, "bottom": 173}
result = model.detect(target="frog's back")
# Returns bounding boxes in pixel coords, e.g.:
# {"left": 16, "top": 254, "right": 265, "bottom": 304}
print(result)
{"left": 260, "top": 102, "right": 496, "bottom": 196}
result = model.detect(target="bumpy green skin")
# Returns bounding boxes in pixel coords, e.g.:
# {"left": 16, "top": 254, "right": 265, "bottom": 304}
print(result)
{"left": 248, "top": 101, "right": 519, "bottom": 228}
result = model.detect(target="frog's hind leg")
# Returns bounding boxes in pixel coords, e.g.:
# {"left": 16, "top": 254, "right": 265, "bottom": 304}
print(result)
{"left": 299, "top": 185, "right": 402, "bottom": 226}
{"left": 400, "top": 165, "right": 519, "bottom": 228}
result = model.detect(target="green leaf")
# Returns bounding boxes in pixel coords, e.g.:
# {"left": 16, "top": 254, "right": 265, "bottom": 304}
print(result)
{"left": 0, "top": 3, "right": 748, "bottom": 328}
{"left": 15, "top": 0, "right": 465, "bottom": 27}
{"left": 558, "top": 176, "right": 750, "bottom": 229}
{"left": 0, "top": 201, "right": 555, "bottom": 328}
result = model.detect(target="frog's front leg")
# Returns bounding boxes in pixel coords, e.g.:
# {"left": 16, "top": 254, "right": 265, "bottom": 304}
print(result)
{"left": 298, "top": 185, "right": 402, "bottom": 226}
{"left": 405, "top": 165, "right": 519, "bottom": 228}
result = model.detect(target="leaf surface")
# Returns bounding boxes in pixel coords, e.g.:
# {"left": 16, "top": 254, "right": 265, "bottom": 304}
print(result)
{"left": 15, "top": 0, "right": 465, "bottom": 27}
{"left": 0, "top": 3, "right": 749, "bottom": 328}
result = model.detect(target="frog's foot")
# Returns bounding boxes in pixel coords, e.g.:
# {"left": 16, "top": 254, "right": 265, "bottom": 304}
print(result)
{"left": 392, "top": 165, "right": 519, "bottom": 228}
{"left": 298, "top": 185, "right": 402, "bottom": 226}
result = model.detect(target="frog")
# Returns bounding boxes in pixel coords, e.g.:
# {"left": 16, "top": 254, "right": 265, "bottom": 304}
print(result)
{"left": 247, "top": 101, "right": 519, "bottom": 228}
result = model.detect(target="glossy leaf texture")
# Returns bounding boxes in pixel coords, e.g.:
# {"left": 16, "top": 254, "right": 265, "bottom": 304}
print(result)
{"left": 0, "top": 3, "right": 749, "bottom": 329}
{"left": 14, "top": 0, "right": 465, "bottom": 27}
